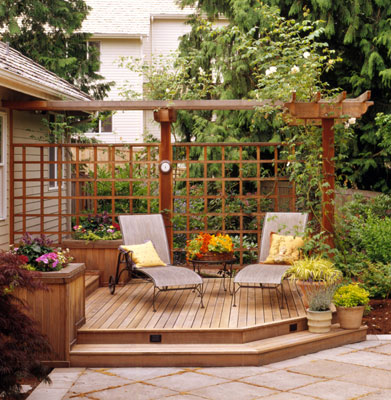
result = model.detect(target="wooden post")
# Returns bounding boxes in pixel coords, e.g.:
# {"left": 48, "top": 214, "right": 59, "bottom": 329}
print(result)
{"left": 322, "top": 118, "right": 335, "bottom": 247}
{"left": 9, "top": 110, "right": 14, "bottom": 245}
{"left": 154, "top": 108, "right": 177, "bottom": 251}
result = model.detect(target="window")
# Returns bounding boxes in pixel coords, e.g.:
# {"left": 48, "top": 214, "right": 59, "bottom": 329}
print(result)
{"left": 93, "top": 113, "right": 113, "bottom": 134}
{"left": 48, "top": 115, "right": 65, "bottom": 190}
{"left": 0, "top": 114, "right": 6, "bottom": 219}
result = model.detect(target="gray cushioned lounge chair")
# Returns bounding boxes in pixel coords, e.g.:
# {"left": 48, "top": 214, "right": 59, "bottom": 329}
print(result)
{"left": 233, "top": 212, "right": 308, "bottom": 307}
{"left": 109, "top": 214, "right": 204, "bottom": 312}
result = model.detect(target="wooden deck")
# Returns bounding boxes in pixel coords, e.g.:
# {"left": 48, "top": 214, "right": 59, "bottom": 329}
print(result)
{"left": 83, "top": 278, "right": 306, "bottom": 330}
{"left": 71, "top": 278, "right": 367, "bottom": 367}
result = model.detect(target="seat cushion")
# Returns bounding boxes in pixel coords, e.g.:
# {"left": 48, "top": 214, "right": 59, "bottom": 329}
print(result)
{"left": 264, "top": 233, "right": 304, "bottom": 265}
{"left": 120, "top": 241, "right": 166, "bottom": 268}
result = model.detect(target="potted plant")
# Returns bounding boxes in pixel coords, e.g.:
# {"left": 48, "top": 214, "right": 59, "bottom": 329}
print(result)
{"left": 306, "top": 284, "right": 337, "bottom": 333}
{"left": 185, "top": 232, "right": 234, "bottom": 262}
{"left": 283, "top": 256, "right": 342, "bottom": 308}
{"left": 333, "top": 283, "right": 370, "bottom": 329}
{"left": 63, "top": 212, "right": 123, "bottom": 285}
{"left": 11, "top": 233, "right": 73, "bottom": 271}
{"left": 71, "top": 211, "right": 122, "bottom": 242}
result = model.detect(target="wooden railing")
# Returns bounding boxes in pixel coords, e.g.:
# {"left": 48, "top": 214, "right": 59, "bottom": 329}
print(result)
{"left": 11, "top": 142, "right": 295, "bottom": 264}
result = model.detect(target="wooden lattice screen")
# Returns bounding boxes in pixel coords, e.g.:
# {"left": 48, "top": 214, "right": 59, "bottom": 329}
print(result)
{"left": 11, "top": 142, "right": 295, "bottom": 264}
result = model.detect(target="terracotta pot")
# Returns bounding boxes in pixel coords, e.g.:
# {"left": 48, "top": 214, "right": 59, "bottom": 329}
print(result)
{"left": 198, "top": 251, "right": 234, "bottom": 262}
{"left": 336, "top": 306, "right": 365, "bottom": 329}
{"left": 296, "top": 280, "right": 326, "bottom": 309}
{"left": 307, "top": 309, "right": 332, "bottom": 333}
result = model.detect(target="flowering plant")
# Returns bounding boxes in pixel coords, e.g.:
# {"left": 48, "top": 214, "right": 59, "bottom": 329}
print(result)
{"left": 72, "top": 211, "right": 122, "bottom": 241}
{"left": 11, "top": 233, "right": 73, "bottom": 272}
{"left": 186, "top": 232, "right": 233, "bottom": 261}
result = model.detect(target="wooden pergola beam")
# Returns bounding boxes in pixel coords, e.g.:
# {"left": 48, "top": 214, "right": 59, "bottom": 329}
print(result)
{"left": 1, "top": 92, "right": 373, "bottom": 117}
{"left": 5, "top": 91, "right": 374, "bottom": 247}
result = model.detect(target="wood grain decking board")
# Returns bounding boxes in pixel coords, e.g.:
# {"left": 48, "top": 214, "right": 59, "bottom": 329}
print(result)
{"left": 83, "top": 279, "right": 306, "bottom": 330}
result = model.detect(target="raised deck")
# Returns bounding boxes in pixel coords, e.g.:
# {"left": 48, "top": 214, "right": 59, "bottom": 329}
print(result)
{"left": 70, "top": 278, "right": 367, "bottom": 367}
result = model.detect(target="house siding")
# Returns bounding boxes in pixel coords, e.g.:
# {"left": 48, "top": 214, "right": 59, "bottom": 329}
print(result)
{"left": 11, "top": 111, "right": 67, "bottom": 245}
{"left": 85, "top": 39, "right": 144, "bottom": 143}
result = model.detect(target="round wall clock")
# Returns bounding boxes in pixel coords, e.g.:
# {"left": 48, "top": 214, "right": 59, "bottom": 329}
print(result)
{"left": 159, "top": 160, "right": 172, "bottom": 173}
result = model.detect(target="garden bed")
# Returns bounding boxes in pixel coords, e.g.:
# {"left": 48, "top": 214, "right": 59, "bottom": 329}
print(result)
{"left": 363, "top": 299, "right": 391, "bottom": 334}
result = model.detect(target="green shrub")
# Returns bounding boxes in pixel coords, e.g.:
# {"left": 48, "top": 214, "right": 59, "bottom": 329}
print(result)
{"left": 333, "top": 283, "right": 370, "bottom": 308}
{"left": 333, "top": 193, "right": 391, "bottom": 277}
{"left": 358, "top": 262, "right": 391, "bottom": 299}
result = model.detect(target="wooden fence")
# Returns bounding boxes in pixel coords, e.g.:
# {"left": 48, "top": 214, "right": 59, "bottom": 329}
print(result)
{"left": 11, "top": 142, "right": 296, "bottom": 264}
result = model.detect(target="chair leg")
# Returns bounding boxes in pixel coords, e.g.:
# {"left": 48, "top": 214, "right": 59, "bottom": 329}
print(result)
{"left": 233, "top": 282, "right": 237, "bottom": 307}
{"left": 198, "top": 284, "right": 205, "bottom": 308}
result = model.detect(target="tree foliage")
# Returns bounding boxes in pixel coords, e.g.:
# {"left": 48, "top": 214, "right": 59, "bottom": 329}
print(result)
{"left": 0, "top": 252, "right": 52, "bottom": 397}
{"left": 0, "top": 0, "right": 110, "bottom": 99}
{"left": 178, "top": 0, "right": 391, "bottom": 192}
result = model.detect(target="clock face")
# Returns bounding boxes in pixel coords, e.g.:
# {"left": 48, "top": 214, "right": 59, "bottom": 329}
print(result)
{"left": 160, "top": 160, "right": 171, "bottom": 173}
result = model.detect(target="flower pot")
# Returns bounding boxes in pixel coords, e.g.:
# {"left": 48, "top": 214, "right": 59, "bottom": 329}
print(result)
{"left": 336, "top": 306, "right": 365, "bottom": 329}
{"left": 198, "top": 251, "right": 234, "bottom": 262}
{"left": 306, "top": 309, "right": 332, "bottom": 333}
{"left": 296, "top": 280, "right": 326, "bottom": 309}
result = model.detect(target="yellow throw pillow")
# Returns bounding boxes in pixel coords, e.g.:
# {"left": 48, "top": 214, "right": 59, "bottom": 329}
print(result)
{"left": 264, "top": 233, "right": 304, "bottom": 265}
{"left": 120, "top": 241, "right": 166, "bottom": 268}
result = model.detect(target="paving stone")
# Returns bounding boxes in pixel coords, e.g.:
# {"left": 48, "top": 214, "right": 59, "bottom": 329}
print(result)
{"left": 366, "top": 343, "right": 391, "bottom": 355}
{"left": 375, "top": 335, "right": 391, "bottom": 340}
{"left": 68, "top": 369, "right": 133, "bottom": 394}
{"left": 165, "top": 395, "right": 209, "bottom": 399}
{"left": 259, "top": 393, "right": 318, "bottom": 400}
{"left": 324, "top": 349, "right": 391, "bottom": 368}
{"left": 309, "top": 347, "right": 353, "bottom": 359}
{"left": 341, "top": 341, "right": 380, "bottom": 350}
{"left": 266, "top": 355, "right": 316, "bottom": 370}
{"left": 104, "top": 367, "right": 185, "bottom": 381}
{"left": 26, "top": 388, "right": 69, "bottom": 400}
{"left": 240, "top": 370, "right": 322, "bottom": 391}
{"left": 359, "top": 389, "right": 391, "bottom": 399}
{"left": 198, "top": 366, "right": 271, "bottom": 380}
{"left": 189, "top": 381, "right": 277, "bottom": 400}
{"left": 145, "top": 371, "right": 228, "bottom": 392}
{"left": 288, "top": 360, "right": 369, "bottom": 379}
{"left": 338, "top": 367, "right": 391, "bottom": 389}
{"left": 82, "top": 381, "right": 177, "bottom": 400}
{"left": 292, "top": 380, "right": 377, "bottom": 400}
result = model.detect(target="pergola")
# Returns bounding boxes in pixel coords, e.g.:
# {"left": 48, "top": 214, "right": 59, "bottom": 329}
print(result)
{"left": 4, "top": 91, "right": 373, "bottom": 245}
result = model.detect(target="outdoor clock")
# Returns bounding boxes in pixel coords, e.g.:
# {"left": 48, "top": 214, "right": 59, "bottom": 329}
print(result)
{"left": 159, "top": 160, "right": 172, "bottom": 174}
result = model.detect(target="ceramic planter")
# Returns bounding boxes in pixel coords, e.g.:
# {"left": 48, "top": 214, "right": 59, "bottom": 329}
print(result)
{"left": 296, "top": 280, "right": 326, "bottom": 309}
{"left": 306, "top": 309, "right": 332, "bottom": 333}
{"left": 336, "top": 306, "right": 365, "bottom": 329}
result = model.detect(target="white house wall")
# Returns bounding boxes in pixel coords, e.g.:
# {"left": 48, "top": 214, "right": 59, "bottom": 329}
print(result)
{"left": 85, "top": 39, "right": 144, "bottom": 143}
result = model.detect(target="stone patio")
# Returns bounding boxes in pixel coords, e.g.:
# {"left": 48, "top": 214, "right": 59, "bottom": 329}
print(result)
{"left": 27, "top": 335, "right": 391, "bottom": 400}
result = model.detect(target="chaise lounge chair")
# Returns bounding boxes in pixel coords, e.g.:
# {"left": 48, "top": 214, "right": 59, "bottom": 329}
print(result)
{"left": 233, "top": 212, "right": 308, "bottom": 307}
{"left": 109, "top": 214, "right": 204, "bottom": 312}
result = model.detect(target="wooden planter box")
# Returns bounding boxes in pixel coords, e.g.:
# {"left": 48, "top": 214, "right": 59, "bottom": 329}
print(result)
{"left": 63, "top": 239, "right": 124, "bottom": 285}
{"left": 15, "top": 263, "right": 85, "bottom": 367}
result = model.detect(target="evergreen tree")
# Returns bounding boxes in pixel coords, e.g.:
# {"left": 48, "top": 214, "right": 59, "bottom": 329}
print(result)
{"left": 0, "top": 0, "right": 110, "bottom": 99}
{"left": 178, "top": 0, "right": 391, "bottom": 192}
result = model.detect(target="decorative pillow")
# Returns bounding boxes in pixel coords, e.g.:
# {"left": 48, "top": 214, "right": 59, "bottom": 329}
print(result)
{"left": 120, "top": 241, "right": 166, "bottom": 268}
{"left": 264, "top": 233, "right": 305, "bottom": 265}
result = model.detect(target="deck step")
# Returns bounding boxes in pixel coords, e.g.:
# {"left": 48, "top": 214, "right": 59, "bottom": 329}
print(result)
{"left": 76, "top": 316, "right": 309, "bottom": 345}
{"left": 85, "top": 272, "right": 100, "bottom": 297}
{"left": 70, "top": 325, "right": 367, "bottom": 367}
